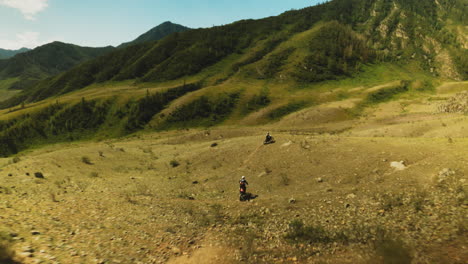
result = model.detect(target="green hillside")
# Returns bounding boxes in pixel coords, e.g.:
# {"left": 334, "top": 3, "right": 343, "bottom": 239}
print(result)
{"left": 118, "top": 21, "right": 191, "bottom": 48}
{"left": 2, "top": 0, "right": 465, "bottom": 106}
{"left": 0, "top": 0, "right": 466, "bottom": 157}
{"left": 0, "top": 42, "right": 115, "bottom": 92}
{"left": 0, "top": 21, "right": 192, "bottom": 101}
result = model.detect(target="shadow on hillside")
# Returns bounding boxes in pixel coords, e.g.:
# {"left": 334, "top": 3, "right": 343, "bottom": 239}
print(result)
{"left": 240, "top": 192, "right": 258, "bottom": 202}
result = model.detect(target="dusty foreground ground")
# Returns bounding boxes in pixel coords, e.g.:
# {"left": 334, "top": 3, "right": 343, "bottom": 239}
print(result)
{"left": 0, "top": 127, "right": 467, "bottom": 264}
{"left": 0, "top": 85, "right": 468, "bottom": 263}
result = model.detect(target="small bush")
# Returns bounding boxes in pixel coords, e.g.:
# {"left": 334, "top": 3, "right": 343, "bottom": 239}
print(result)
{"left": 170, "top": 160, "right": 180, "bottom": 168}
{"left": 0, "top": 244, "right": 17, "bottom": 264}
{"left": 285, "top": 220, "right": 332, "bottom": 244}
{"left": 243, "top": 93, "right": 271, "bottom": 114}
{"left": 81, "top": 156, "right": 93, "bottom": 165}
{"left": 365, "top": 81, "right": 410, "bottom": 104}
{"left": 374, "top": 231, "right": 412, "bottom": 264}
{"left": 380, "top": 193, "right": 404, "bottom": 211}
{"left": 0, "top": 232, "right": 18, "bottom": 264}
{"left": 162, "top": 92, "right": 240, "bottom": 128}
{"left": 268, "top": 102, "right": 307, "bottom": 120}
{"left": 280, "top": 173, "right": 290, "bottom": 186}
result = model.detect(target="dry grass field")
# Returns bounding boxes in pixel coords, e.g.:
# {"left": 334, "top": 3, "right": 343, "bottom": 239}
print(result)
{"left": 0, "top": 81, "right": 467, "bottom": 264}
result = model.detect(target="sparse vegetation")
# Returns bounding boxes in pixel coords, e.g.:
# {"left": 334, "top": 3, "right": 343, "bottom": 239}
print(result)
{"left": 161, "top": 92, "right": 240, "bottom": 128}
{"left": 0, "top": 1, "right": 466, "bottom": 263}
{"left": 366, "top": 81, "right": 410, "bottom": 104}
{"left": 268, "top": 101, "right": 308, "bottom": 120}
{"left": 125, "top": 82, "right": 202, "bottom": 132}
{"left": 0, "top": 232, "right": 18, "bottom": 264}
{"left": 379, "top": 193, "right": 404, "bottom": 211}
{"left": 374, "top": 231, "right": 413, "bottom": 264}
{"left": 242, "top": 90, "right": 271, "bottom": 115}
{"left": 285, "top": 220, "right": 336, "bottom": 244}
{"left": 81, "top": 156, "right": 93, "bottom": 165}
{"left": 170, "top": 160, "right": 180, "bottom": 168}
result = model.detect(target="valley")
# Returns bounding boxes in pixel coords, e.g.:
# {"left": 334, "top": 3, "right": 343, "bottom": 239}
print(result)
{"left": 0, "top": 0, "right": 466, "bottom": 263}
{"left": 0, "top": 80, "right": 466, "bottom": 263}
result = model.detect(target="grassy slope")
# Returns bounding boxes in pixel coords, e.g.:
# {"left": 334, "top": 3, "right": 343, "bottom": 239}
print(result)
{"left": 0, "top": 87, "right": 466, "bottom": 262}
{"left": 0, "top": 78, "right": 21, "bottom": 102}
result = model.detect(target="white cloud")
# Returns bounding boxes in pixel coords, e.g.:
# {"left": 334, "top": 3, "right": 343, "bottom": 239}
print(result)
{"left": 0, "top": 0, "right": 49, "bottom": 20}
{"left": 0, "top": 31, "right": 62, "bottom": 49}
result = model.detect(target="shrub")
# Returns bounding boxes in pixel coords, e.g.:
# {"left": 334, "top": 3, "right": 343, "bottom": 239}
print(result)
{"left": 163, "top": 92, "right": 240, "bottom": 128}
{"left": 374, "top": 230, "right": 413, "bottom": 264}
{"left": 242, "top": 91, "right": 271, "bottom": 115}
{"left": 380, "top": 193, "right": 404, "bottom": 211}
{"left": 365, "top": 81, "right": 410, "bottom": 104}
{"left": 125, "top": 82, "right": 202, "bottom": 132}
{"left": 170, "top": 160, "right": 180, "bottom": 168}
{"left": 268, "top": 102, "right": 307, "bottom": 120}
{"left": 81, "top": 156, "right": 93, "bottom": 165}
{"left": 280, "top": 173, "right": 290, "bottom": 186}
{"left": 0, "top": 232, "right": 18, "bottom": 264}
{"left": 285, "top": 220, "right": 332, "bottom": 244}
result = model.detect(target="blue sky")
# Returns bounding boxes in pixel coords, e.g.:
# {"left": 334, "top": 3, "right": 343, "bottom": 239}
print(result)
{"left": 0, "top": 0, "right": 322, "bottom": 50}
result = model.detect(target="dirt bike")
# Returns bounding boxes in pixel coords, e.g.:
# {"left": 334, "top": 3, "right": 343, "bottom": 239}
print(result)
{"left": 239, "top": 192, "right": 251, "bottom": 201}
{"left": 263, "top": 136, "right": 275, "bottom": 145}
{"left": 239, "top": 188, "right": 258, "bottom": 202}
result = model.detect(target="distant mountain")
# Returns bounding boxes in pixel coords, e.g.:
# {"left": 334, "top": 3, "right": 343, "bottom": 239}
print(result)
{"left": 0, "top": 47, "right": 30, "bottom": 59}
{"left": 0, "top": 42, "right": 114, "bottom": 90}
{"left": 2, "top": 0, "right": 467, "bottom": 107}
{"left": 118, "top": 21, "right": 191, "bottom": 48}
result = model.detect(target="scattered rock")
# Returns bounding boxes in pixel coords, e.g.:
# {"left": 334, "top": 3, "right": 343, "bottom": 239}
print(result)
{"left": 390, "top": 161, "right": 407, "bottom": 171}
{"left": 316, "top": 177, "right": 323, "bottom": 183}
{"left": 210, "top": 143, "right": 218, "bottom": 147}
{"left": 437, "top": 168, "right": 455, "bottom": 184}
{"left": 34, "top": 172, "right": 45, "bottom": 179}
{"left": 192, "top": 181, "right": 199, "bottom": 184}
{"left": 31, "top": 230, "right": 41, "bottom": 235}
{"left": 281, "top": 141, "right": 292, "bottom": 147}
{"left": 438, "top": 91, "right": 468, "bottom": 113}
{"left": 301, "top": 140, "right": 311, "bottom": 150}
{"left": 289, "top": 198, "right": 296, "bottom": 204}
{"left": 22, "top": 246, "right": 34, "bottom": 253}
{"left": 171, "top": 247, "right": 181, "bottom": 255}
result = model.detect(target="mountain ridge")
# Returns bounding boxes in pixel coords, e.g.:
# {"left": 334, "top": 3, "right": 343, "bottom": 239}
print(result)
{"left": 0, "top": 41, "right": 115, "bottom": 92}
{"left": 118, "top": 21, "right": 191, "bottom": 48}
{"left": 3, "top": 0, "right": 465, "bottom": 108}
{"left": 0, "top": 21, "right": 191, "bottom": 95}
{"left": 0, "top": 47, "right": 30, "bottom": 59}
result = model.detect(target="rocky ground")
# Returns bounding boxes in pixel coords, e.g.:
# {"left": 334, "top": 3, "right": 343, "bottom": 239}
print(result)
{"left": 0, "top": 82, "right": 467, "bottom": 264}
{"left": 0, "top": 130, "right": 466, "bottom": 264}
{"left": 439, "top": 91, "right": 468, "bottom": 114}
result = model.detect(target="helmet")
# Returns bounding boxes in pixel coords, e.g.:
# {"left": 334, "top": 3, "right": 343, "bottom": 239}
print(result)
{"left": 241, "top": 176, "right": 245, "bottom": 179}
